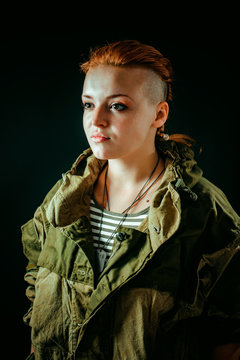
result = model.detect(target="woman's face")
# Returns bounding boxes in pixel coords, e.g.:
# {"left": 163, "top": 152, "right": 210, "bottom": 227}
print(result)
{"left": 82, "top": 65, "right": 168, "bottom": 160}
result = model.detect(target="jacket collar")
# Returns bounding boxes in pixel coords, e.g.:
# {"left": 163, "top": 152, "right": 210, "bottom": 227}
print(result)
{"left": 45, "top": 138, "right": 202, "bottom": 252}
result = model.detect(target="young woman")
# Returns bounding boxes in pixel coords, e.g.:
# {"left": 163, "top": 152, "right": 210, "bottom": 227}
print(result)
{"left": 22, "top": 40, "right": 240, "bottom": 359}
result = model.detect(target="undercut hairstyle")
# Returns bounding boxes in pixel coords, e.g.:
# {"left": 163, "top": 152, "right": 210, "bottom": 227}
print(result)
{"left": 80, "top": 40, "right": 199, "bottom": 150}
{"left": 80, "top": 40, "right": 173, "bottom": 103}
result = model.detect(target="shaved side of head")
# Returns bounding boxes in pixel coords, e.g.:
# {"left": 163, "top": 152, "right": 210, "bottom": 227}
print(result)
{"left": 143, "top": 69, "right": 168, "bottom": 105}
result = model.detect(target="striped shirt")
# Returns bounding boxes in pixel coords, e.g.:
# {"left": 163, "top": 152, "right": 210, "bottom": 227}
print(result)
{"left": 90, "top": 196, "right": 149, "bottom": 265}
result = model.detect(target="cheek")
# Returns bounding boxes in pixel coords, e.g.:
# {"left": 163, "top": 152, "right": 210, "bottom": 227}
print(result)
{"left": 116, "top": 121, "right": 146, "bottom": 149}
{"left": 127, "top": 114, "right": 150, "bottom": 138}
{"left": 114, "top": 119, "right": 138, "bottom": 142}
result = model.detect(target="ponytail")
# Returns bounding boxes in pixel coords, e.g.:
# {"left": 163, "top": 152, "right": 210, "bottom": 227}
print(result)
{"left": 157, "top": 124, "right": 202, "bottom": 153}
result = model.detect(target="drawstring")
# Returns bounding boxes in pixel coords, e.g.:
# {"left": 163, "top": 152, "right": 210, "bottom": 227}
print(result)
{"left": 174, "top": 178, "right": 198, "bottom": 201}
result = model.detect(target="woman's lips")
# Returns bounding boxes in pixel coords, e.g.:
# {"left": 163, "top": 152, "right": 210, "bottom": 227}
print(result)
{"left": 91, "top": 135, "right": 110, "bottom": 143}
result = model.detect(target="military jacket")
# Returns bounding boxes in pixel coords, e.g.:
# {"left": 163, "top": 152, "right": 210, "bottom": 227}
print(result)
{"left": 22, "top": 138, "right": 240, "bottom": 359}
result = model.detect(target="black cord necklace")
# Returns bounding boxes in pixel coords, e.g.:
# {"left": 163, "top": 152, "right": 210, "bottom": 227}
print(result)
{"left": 104, "top": 155, "right": 161, "bottom": 213}
{"left": 96, "top": 155, "right": 165, "bottom": 273}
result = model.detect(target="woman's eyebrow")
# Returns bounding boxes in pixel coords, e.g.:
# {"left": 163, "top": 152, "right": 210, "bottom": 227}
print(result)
{"left": 106, "top": 93, "right": 133, "bottom": 101}
{"left": 82, "top": 93, "right": 134, "bottom": 101}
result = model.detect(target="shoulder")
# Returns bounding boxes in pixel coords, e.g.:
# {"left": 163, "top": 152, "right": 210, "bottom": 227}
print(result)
{"left": 40, "top": 147, "right": 96, "bottom": 209}
{"left": 183, "top": 176, "right": 240, "bottom": 250}
{"left": 40, "top": 179, "right": 64, "bottom": 209}
{"left": 194, "top": 176, "right": 239, "bottom": 220}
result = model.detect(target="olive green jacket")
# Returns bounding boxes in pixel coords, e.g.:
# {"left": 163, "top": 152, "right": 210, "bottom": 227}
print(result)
{"left": 22, "top": 138, "right": 240, "bottom": 359}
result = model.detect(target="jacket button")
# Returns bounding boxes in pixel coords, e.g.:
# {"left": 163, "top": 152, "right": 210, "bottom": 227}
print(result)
{"left": 116, "top": 232, "right": 126, "bottom": 242}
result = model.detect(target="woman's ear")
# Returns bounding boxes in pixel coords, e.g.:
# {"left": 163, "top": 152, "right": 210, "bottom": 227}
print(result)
{"left": 152, "top": 101, "right": 169, "bottom": 130}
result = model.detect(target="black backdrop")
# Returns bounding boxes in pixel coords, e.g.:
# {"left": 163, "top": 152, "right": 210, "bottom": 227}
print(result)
{"left": 1, "top": 29, "right": 239, "bottom": 358}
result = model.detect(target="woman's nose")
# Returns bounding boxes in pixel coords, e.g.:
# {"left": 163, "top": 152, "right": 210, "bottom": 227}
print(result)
{"left": 92, "top": 107, "right": 108, "bottom": 128}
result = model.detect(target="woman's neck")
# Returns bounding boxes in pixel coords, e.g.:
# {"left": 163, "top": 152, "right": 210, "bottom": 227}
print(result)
{"left": 107, "top": 150, "right": 165, "bottom": 213}
{"left": 107, "top": 149, "right": 160, "bottom": 188}
{"left": 94, "top": 148, "right": 165, "bottom": 213}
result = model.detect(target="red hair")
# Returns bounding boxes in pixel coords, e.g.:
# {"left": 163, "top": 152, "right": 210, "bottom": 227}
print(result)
{"left": 80, "top": 40, "right": 199, "bottom": 150}
{"left": 80, "top": 40, "right": 173, "bottom": 102}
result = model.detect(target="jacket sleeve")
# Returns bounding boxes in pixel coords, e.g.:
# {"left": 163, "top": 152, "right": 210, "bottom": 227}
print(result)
{"left": 21, "top": 179, "right": 63, "bottom": 326}
{"left": 197, "top": 185, "right": 240, "bottom": 345}
{"left": 22, "top": 204, "right": 50, "bottom": 326}
{"left": 174, "top": 182, "right": 240, "bottom": 354}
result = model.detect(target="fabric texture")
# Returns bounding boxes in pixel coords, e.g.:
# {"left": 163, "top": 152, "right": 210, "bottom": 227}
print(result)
{"left": 21, "top": 137, "right": 240, "bottom": 359}
{"left": 90, "top": 196, "right": 149, "bottom": 266}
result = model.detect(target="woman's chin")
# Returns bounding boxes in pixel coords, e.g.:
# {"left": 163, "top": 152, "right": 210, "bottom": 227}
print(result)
{"left": 91, "top": 149, "right": 121, "bottom": 161}
{"left": 91, "top": 149, "right": 112, "bottom": 160}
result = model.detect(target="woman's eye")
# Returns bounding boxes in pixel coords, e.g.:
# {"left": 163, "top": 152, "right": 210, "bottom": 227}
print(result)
{"left": 110, "top": 103, "right": 127, "bottom": 111}
{"left": 82, "top": 102, "right": 94, "bottom": 110}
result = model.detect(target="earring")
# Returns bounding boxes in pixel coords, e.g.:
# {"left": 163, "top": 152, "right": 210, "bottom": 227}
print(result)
{"left": 162, "top": 133, "right": 170, "bottom": 141}
{"left": 157, "top": 124, "right": 169, "bottom": 141}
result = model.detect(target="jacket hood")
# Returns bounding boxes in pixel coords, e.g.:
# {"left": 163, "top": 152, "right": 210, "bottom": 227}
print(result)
{"left": 155, "top": 136, "right": 203, "bottom": 189}
{"left": 45, "top": 137, "right": 203, "bottom": 229}
{"left": 70, "top": 136, "right": 203, "bottom": 188}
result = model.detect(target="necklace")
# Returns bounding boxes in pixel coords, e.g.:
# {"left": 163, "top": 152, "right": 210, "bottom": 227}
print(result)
{"left": 104, "top": 155, "right": 160, "bottom": 214}
{"left": 95, "top": 155, "right": 165, "bottom": 273}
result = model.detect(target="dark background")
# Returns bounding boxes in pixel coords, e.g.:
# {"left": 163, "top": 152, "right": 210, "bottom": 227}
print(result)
{"left": 1, "top": 26, "right": 239, "bottom": 358}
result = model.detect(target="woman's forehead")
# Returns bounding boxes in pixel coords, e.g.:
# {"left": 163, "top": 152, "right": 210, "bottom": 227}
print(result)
{"left": 84, "top": 65, "right": 149, "bottom": 88}
{"left": 82, "top": 65, "right": 164, "bottom": 103}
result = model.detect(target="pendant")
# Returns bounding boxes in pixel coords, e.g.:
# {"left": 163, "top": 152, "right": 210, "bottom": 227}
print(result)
{"left": 96, "top": 249, "right": 107, "bottom": 273}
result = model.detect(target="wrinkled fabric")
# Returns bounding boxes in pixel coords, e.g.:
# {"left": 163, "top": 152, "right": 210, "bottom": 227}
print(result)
{"left": 22, "top": 138, "right": 240, "bottom": 359}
